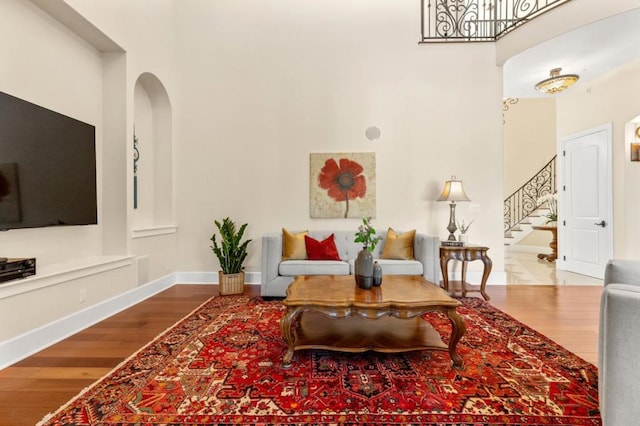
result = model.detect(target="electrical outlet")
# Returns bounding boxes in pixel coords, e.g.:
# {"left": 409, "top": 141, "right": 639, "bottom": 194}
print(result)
{"left": 80, "top": 288, "right": 87, "bottom": 303}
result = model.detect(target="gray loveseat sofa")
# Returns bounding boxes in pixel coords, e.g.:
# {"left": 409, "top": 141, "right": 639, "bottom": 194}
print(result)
{"left": 261, "top": 230, "right": 441, "bottom": 297}
{"left": 599, "top": 259, "right": 640, "bottom": 425}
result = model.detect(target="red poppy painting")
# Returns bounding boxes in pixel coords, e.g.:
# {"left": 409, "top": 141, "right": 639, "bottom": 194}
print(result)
{"left": 310, "top": 153, "right": 376, "bottom": 218}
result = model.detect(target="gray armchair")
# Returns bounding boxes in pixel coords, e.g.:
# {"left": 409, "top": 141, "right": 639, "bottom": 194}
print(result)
{"left": 599, "top": 259, "right": 640, "bottom": 425}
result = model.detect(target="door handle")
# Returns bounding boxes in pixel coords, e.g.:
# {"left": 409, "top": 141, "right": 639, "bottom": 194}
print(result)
{"left": 594, "top": 220, "right": 606, "bottom": 227}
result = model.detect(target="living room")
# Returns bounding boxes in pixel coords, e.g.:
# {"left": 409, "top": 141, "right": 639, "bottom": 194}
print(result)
{"left": 1, "top": 0, "right": 639, "bottom": 367}
{"left": 1, "top": 0, "right": 640, "bottom": 423}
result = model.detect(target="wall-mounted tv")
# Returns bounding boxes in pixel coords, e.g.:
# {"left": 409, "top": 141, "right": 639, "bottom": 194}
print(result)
{"left": 0, "top": 91, "right": 97, "bottom": 230}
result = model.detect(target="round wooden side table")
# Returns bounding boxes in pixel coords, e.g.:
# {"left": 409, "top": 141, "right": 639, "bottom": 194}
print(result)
{"left": 532, "top": 225, "right": 557, "bottom": 262}
{"left": 439, "top": 244, "right": 492, "bottom": 300}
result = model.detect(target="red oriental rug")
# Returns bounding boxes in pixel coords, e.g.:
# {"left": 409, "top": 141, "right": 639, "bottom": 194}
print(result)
{"left": 39, "top": 296, "right": 600, "bottom": 425}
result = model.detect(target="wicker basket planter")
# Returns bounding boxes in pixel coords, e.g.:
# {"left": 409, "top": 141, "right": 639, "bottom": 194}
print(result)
{"left": 211, "top": 217, "right": 251, "bottom": 296}
{"left": 219, "top": 271, "right": 245, "bottom": 295}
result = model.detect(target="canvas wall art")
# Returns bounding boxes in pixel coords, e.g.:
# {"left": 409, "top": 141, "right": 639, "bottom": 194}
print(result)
{"left": 310, "top": 152, "right": 376, "bottom": 218}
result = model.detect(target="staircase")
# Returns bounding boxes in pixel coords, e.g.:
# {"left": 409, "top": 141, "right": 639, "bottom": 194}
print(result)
{"left": 504, "top": 206, "right": 551, "bottom": 246}
{"left": 504, "top": 156, "right": 556, "bottom": 246}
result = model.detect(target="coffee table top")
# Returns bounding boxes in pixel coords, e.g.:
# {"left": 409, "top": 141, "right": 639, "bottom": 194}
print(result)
{"left": 283, "top": 275, "right": 460, "bottom": 309}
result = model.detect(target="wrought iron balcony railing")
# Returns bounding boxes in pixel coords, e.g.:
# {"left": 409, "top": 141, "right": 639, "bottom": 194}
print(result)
{"left": 504, "top": 155, "right": 556, "bottom": 232}
{"left": 420, "top": 0, "right": 572, "bottom": 42}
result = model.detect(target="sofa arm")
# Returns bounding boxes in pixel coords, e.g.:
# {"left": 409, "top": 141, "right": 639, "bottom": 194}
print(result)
{"left": 261, "top": 233, "right": 283, "bottom": 287}
{"left": 604, "top": 259, "right": 640, "bottom": 287}
{"left": 414, "top": 233, "right": 441, "bottom": 284}
{"left": 598, "top": 282, "right": 640, "bottom": 425}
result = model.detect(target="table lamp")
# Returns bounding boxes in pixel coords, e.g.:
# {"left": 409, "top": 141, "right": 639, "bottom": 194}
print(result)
{"left": 437, "top": 176, "right": 470, "bottom": 241}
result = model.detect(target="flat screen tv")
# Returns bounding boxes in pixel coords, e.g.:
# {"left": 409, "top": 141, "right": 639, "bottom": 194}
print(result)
{"left": 0, "top": 91, "right": 97, "bottom": 230}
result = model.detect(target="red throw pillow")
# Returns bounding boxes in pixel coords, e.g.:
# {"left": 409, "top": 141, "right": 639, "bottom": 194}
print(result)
{"left": 304, "top": 234, "right": 341, "bottom": 261}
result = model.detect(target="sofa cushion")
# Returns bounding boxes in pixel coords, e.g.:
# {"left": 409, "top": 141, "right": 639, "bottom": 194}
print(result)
{"left": 375, "top": 259, "right": 423, "bottom": 276}
{"left": 305, "top": 234, "right": 341, "bottom": 261}
{"left": 279, "top": 260, "right": 350, "bottom": 276}
{"left": 381, "top": 228, "right": 416, "bottom": 260}
{"left": 282, "top": 228, "right": 308, "bottom": 260}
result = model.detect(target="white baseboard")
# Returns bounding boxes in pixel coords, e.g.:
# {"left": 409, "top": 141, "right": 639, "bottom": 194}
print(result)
{"left": 0, "top": 274, "right": 176, "bottom": 370}
{"left": 0, "top": 271, "right": 265, "bottom": 369}
{"left": 175, "top": 271, "right": 261, "bottom": 285}
{"left": 175, "top": 271, "right": 506, "bottom": 285}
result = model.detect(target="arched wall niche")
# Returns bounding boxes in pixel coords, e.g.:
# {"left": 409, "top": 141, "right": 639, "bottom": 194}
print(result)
{"left": 133, "top": 72, "right": 174, "bottom": 229}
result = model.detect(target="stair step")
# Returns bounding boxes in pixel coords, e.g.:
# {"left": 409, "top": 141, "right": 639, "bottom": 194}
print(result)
{"left": 504, "top": 199, "right": 555, "bottom": 245}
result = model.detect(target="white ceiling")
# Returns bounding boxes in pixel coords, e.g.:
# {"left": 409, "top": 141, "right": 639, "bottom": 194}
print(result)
{"left": 503, "top": 8, "right": 640, "bottom": 98}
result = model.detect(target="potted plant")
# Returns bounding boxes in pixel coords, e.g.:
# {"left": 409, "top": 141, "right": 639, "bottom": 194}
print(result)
{"left": 457, "top": 219, "right": 474, "bottom": 245}
{"left": 354, "top": 216, "right": 381, "bottom": 252}
{"left": 353, "top": 217, "right": 380, "bottom": 289}
{"left": 210, "top": 217, "right": 252, "bottom": 295}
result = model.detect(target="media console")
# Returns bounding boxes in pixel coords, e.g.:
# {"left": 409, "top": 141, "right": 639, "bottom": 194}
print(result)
{"left": 0, "top": 258, "right": 36, "bottom": 284}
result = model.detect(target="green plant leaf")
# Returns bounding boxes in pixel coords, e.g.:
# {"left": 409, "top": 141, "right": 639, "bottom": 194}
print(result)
{"left": 210, "top": 217, "right": 252, "bottom": 274}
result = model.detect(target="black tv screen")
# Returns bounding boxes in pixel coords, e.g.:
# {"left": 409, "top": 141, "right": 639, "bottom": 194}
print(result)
{"left": 0, "top": 91, "right": 97, "bottom": 230}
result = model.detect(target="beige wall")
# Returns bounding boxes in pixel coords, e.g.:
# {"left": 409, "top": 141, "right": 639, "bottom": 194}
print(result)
{"left": 171, "top": 0, "right": 504, "bottom": 275}
{"left": 0, "top": 0, "right": 178, "bottom": 342}
{"left": 0, "top": 0, "right": 122, "bottom": 341}
{"left": 503, "top": 98, "right": 557, "bottom": 247}
{"left": 503, "top": 98, "right": 557, "bottom": 197}
{"left": 557, "top": 59, "right": 640, "bottom": 259}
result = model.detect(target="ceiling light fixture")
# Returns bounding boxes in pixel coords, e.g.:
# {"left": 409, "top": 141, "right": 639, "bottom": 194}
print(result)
{"left": 535, "top": 67, "right": 579, "bottom": 95}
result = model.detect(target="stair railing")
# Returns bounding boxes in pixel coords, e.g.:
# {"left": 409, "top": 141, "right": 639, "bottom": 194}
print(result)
{"left": 420, "top": 0, "right": 572, "bottom": 43}
{"left": 504, "top": 155, "right": 556, "bottom": 232}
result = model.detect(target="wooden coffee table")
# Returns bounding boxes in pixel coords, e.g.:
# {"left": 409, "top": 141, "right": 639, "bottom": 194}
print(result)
{"left": 280, "top": 275, "right": 466, "bottom": 369}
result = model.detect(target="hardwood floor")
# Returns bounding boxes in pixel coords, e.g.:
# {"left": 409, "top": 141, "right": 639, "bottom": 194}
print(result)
{"left": 0, "top": 284, "right": 602, "bottom": 426}
{"left": 488, "top": 285, "right": 601, "bottom": 365}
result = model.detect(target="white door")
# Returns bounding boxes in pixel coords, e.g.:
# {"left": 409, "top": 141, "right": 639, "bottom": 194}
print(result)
{"left": 560, "top": 124, "right": 613, "bottom": 279}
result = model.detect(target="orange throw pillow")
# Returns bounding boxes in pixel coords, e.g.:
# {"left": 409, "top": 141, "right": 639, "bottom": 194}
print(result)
{"left": 282, "top": 228, "right": 308, "bottom": 260}
{"left": 381, "top": 228, "right": 416, "bottom": 260}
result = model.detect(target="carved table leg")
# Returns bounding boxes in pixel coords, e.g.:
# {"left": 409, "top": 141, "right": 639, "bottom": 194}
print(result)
{"left": 446, "top": 307, "right": 467, "bottom": 370}
{"left": 460, "top": 260, "right": 468, "bottom": 298}
{"left": 479, "top": 254, "right": 492, "bottom": 301}
{"left": 280, "top": 307, "right": 302, "bottom": 369}
{"left": 440, "top": 256, "right": 450, "bottom": 292}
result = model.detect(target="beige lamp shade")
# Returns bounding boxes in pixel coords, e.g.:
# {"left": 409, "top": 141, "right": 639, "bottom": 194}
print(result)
{"left": 437, "top": 177, "right": 470, "bottom": 202}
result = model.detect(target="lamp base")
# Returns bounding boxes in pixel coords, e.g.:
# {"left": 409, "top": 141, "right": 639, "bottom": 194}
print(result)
{"left": 446, "top": 202, "right": 458, "bottom": 241}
